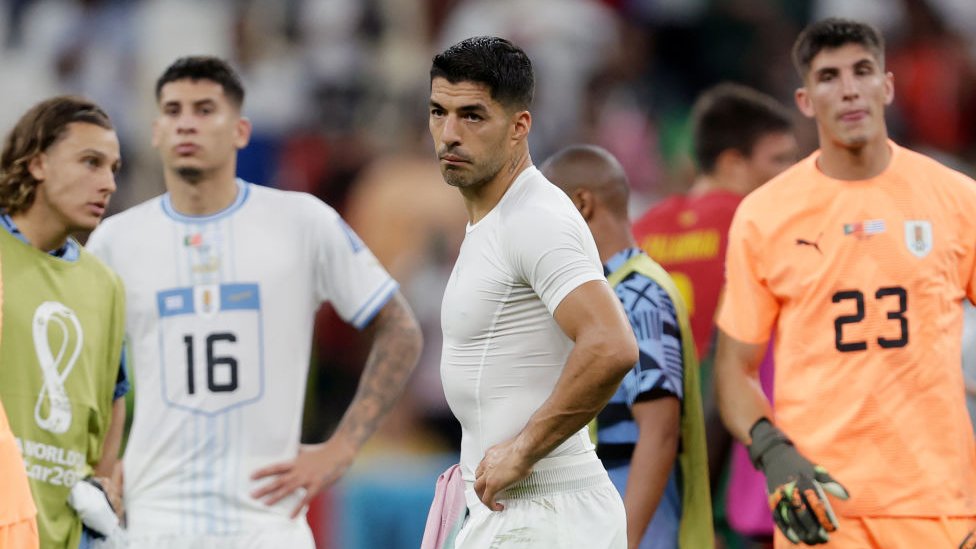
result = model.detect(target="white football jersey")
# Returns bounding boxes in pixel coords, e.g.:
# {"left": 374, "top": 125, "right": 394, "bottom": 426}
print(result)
{"left": 87, "top": 180, "right": 397, "bottom": 536}
{"left": 439, "top": 166, "right": 605, "bottom": 481}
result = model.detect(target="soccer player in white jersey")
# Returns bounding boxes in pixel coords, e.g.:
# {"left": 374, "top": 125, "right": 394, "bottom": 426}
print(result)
{"left": 86, "top": 57, "right": 423, "bottom": 548}
{"left": 429, "top": 37, "right": 639, "bottom": 548}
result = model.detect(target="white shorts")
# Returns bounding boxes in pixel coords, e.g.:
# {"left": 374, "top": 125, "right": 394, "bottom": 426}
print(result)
{"left": 123, "top": 521, "right": 315, "bottom": 549}
{"left": 455, "top": 454, "right": 626, "bottom": 549}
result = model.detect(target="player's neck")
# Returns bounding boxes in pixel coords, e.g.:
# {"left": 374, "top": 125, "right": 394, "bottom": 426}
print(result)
{"left": 460, "top": 149, "right": 532, "bottom": 225}
{"left": 816, "top": 135, "right": 892, "bottom": 181}
{"left": 166, "top": 172, "right": 239, "bottom": 217}
{"left": 10, "top": 208, "right": 70, "bottom": 252}
{"left": 595, "top": 216, "right": 637, "bottom": 265}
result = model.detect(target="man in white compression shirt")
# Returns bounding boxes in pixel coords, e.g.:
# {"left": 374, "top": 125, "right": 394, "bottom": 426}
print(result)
{"left": 429, "top": 36, "right": 639, "bottom": 548}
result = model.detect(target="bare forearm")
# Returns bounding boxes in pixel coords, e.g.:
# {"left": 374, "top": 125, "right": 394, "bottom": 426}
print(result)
{"left": 334, "top": 293, "right": 422, "bottom": 450}
{"left": 624, "top": 430, "right": 677, "bottom": 547}
{"left": 715, "top": 330, "right": 771, "bottom": 444}
{"left": 624, "top": 398, "right": 680, "bottom": 547}
{"left": 95, "top": 398, "right": 126, "bottom": 477}
{"left": 514, "top": 335, "right": 635, "bottom": 465}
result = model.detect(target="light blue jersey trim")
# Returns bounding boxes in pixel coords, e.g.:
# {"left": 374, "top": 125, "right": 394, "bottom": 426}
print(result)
{"left": 161, "top": 179, "right": 251, "bottom": 223}
{"left": 1, "top": 213, "right": 80, "bottom": 260}
{"left": 350, "top": 279, "right": 399, "bottom": 329}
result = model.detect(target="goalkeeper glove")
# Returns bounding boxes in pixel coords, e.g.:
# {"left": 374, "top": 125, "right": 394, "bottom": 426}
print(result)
{"left": 748, "top": 418, "right": 850, "bottom": 545}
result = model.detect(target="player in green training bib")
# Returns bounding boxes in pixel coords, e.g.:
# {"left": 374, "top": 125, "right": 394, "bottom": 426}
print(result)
{"left": 0, "top": 96, "right": 128, "bottom": 549}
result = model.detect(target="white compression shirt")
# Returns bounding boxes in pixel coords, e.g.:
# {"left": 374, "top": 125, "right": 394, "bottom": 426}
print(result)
{"left": 439, "top": 166, "right": 606, "bottom": 480}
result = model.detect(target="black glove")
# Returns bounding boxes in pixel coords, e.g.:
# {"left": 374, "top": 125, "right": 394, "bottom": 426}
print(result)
{"left": 748, "top": 418, "right": 849, "bottom": 545}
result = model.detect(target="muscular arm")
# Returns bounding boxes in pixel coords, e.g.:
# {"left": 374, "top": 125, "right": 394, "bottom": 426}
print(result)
{"left": 475, "top": 280, "right": 638, "bottom": 507}
{"left": 517, "top": 279, "right": 637, "bottom": 463}
{"left": 714, "top": 329, "right": 770, "bottom": 443}
{"left": 251, "top": 291, "right": 422, "bottom": 515}
{"left": 624, "top": 396, "right": 680, "bottom": 549}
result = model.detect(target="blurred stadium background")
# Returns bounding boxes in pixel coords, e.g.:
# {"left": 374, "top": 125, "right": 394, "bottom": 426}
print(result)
{"left": 3, "top": 0, "right": 976, "bottom": 547}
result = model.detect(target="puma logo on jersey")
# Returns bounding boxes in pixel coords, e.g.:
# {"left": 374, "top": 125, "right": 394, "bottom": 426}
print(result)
{"left": 796, "top": 233, "right": 823, "bottom": 254}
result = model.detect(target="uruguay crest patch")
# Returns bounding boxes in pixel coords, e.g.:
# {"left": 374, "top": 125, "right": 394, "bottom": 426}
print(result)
{"left": 904, "top": 220, "right": 932, "bottom": 258}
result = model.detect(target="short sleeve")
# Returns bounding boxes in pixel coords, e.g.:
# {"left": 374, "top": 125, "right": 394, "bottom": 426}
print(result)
{"left": 620, "top": 277, "right": 683, "bottom": 406}
{"left": 113, "top": 348, "right": 130, "bottom": 400}
{"left": 310, "top": 198, "right": 398, "bottom": 329}
{"left": 716, "top": 203, "right": 779, "bottom": 344}
{"left": 505, "top": 209, "right": 604, "bottom": 315}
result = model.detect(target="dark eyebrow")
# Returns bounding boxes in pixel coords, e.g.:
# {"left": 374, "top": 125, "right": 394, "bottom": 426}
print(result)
{"left": 457, "top": 104, "right": 488, "bottom": 115}
{"left": 814, "top": 66, "right": 839, "bottom": 79}
{"left": 161, "top": 98, "right": 218, "bottom": 110}
{"left": 428, "top": 100, "right": 489, "bottom": 115}
{"left": 853, "top": 58, "right": 876, "bottom": 70}
{"left": 80, "top": 148, "right": 122, "bottom": 173}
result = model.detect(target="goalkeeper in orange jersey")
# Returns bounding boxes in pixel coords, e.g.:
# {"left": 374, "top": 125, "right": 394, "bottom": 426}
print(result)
{"left": 715, "top": 17, "right": 976, "bottom": 548}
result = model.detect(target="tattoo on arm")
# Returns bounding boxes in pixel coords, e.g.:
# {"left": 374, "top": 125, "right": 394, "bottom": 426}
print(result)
{"left": 334, "top": 292, "right": 423, "bottom": 449}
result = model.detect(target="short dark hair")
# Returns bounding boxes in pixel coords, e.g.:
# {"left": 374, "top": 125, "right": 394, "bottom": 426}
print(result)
{"left": 792, "top": 18, "right": 885, "bottom": 79}
{"left": 692, "top": 83, "right": 793, "bottom": 175}
{"left": 430, "top": 36, "right": 534, "bottom": 111}
{"left": 155, "top": 56, "right": 245, "bottom": 108}
{"left": 0, "top": 96, "right": 113, "bottom": 214}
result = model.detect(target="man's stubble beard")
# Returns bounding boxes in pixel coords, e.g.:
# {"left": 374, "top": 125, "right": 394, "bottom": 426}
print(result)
{"left": 442, "top": 155, "right": 507, "bottom": 190}
{"left": 175, "top": 166, "right": 205, "bottom": 184}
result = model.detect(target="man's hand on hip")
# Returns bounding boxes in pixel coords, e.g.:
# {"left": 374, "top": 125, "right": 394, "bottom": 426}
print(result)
{"left": 748, "top": 418, "right": 850, "bottom": 545}
{"left": 473, "top": 438, "right": 534, "bottom": 512}
{"left": 250, "top": 438, "right": 356, "bottom": 518}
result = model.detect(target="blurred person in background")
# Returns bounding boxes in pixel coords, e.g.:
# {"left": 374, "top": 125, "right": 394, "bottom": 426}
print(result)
{"left": 87, "top": 56, "right": 423, "bottom": 548}
{"left": 632, "top": 82, "right": 796, "bottom": 365}
{"left": 716, "top": 18, "right": 976, "bottom": 548}
{"left": 631, "top": 83, "right": 796, "bottom": 548}
{"left": 0, "top": 95, "right": 127, "bottom": 548}
{"left": 543, "top": 144, "right": 713, "bottom": 549}
{"left": 430, "top": 36, "right": 637, "bottom": 548}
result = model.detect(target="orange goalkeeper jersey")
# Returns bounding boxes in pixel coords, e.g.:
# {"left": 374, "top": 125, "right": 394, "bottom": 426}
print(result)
{"left": 718, "top": 141, "right": 976, "bottom": 517}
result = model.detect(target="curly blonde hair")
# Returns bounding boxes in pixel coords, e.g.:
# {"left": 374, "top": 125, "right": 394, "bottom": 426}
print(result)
{"left": 0, "top": 96, "right": 113, "bottom": 215}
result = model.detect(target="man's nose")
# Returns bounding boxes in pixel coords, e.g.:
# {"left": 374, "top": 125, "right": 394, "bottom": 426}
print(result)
{"left": 441, "top": 114, "right": 462, "bottom": 145}
{"left": 840, "top": 72, "right": 859, "bottom": 99}
{"left": 176, "top": 112, "right": 197, "bottom": 133}
{"left": 101, "top": 170, "right": 118, "bottom": 195}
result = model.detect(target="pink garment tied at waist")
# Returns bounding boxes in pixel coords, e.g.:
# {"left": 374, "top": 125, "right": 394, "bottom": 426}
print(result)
{"left": 421, "top": 463, "right": 466, "bottom": 549}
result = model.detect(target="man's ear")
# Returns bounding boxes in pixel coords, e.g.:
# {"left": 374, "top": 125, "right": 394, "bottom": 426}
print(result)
{"left": 883, "top": 71, "right": 895, "bottom": 106}
{"left": 28, "top": 154, "right": 47, "bottom": 182}
{"left": 795, "top": 86, "right": 815, "bottom": 119}
{"left": 575, "top": 188, "right": 595, "bottom": 221}
{"left": 234, "top": 117, "right": 253, "bottom": 150}
{"left": 512, "top": 110, "right": 531, "bottom": 142}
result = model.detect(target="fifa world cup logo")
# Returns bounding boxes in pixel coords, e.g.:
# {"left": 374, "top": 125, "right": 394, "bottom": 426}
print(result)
{"left": 32, "top": 302, "right": 83, "bottom": 434}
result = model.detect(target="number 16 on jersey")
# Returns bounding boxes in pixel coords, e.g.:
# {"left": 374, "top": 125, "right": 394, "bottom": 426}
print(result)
{"left": 156, "top": 283, "right": 265, "bottom": 415}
